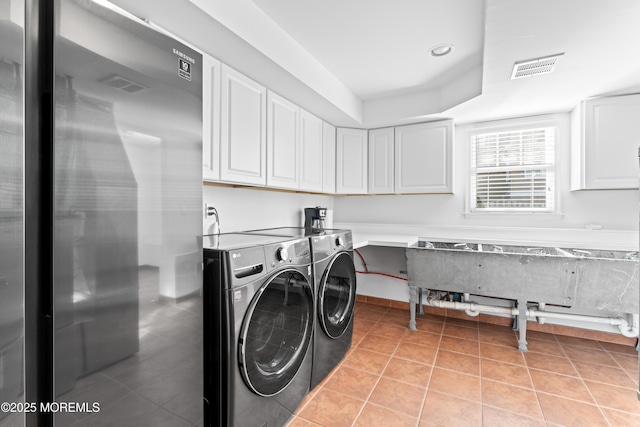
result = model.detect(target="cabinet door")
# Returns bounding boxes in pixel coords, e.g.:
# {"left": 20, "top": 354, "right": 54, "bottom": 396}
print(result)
{"left": 220, "top": 65, "right": 267, "bottom": 185}
{"left": 322, "top": 122, "right": 336, "bottom": 194}
{"left": 202, "top": 55, "right": 221, "bottom": 181}
{"left": 368, "top": 127, "right": 394, "bottom": 194}
{"left": 571, "top": 94, "right": 640, "bottom": 190}
{"left": 394, "top": 120, "right": 453, "bottom": 193}
{"left": 299, "top": 110, "right": 324, "bottom": 192}
{"left": 336, "top": 128, "right": 368, "bottom": 194}
{"left": 266, "top": 91, "right": 299, "bottom": 189}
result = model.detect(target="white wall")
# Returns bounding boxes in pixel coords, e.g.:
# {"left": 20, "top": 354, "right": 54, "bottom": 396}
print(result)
{"left": 333, "top": 114, "right": 638, "bottom": 335}
{"left": 334, "top": 113, "right": 639, "bottom": 235}
{"left": 202, "top": 184, "right": 334, "bottom": 234}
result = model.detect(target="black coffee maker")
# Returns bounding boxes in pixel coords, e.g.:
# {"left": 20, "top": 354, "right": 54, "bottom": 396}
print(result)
{"left": 304, "top": 207, "right": 327, "bottom": 230}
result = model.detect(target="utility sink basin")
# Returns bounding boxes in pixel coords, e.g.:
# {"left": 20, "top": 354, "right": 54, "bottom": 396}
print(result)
{"left": 407, "top": 241, "right": 639, "bottom": 312}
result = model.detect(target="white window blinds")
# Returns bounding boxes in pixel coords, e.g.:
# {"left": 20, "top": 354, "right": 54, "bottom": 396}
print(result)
{"left": 470, "top": 127, "right": 555, "bottom": 211}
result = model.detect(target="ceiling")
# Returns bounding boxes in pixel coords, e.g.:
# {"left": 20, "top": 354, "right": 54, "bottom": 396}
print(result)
{"left": 251, "top": 0, "right": 485, "bottom": 103}
{"left": 113, "top": 0, "right": 640, "bottom": 128}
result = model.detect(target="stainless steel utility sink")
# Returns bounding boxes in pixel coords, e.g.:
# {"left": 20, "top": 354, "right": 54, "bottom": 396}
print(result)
{"left": 407, "top": 241, "right": 639, "bottom": 312}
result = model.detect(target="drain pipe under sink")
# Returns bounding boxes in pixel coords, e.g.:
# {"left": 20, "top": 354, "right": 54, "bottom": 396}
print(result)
{"left": 424, "top": 293, "right": 639, "bottom": 350}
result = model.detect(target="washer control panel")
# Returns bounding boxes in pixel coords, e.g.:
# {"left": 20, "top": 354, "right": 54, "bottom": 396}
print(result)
{"left": 264, "top": 238, "right": 311, "bottom": 272}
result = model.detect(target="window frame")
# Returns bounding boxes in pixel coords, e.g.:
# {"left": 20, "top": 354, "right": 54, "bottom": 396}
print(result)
{"left": 466, "top": 115, "right": 561, "bottom": 215}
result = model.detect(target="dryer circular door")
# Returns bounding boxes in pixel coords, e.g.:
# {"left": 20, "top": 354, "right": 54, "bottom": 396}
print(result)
{"left": 319, "top": 252, "right": 356, "bottom": 339}
{"left": 239, "top": 268, "right": 313, "bottom": 397}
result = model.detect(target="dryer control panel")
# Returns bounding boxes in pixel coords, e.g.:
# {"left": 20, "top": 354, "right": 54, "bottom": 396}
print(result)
{"left": 311, "top": 231, "right": 353, "bottom": 262}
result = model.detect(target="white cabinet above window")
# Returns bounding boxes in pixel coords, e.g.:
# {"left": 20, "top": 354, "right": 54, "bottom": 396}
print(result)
{"left": 571, "top": 94, "right": 640, "bottom": 190}
{"left": 366, "top": 121, "right": 453, "bottom": 195}
{"left": 394, "top": 120, "right": 453, "bottom": 194}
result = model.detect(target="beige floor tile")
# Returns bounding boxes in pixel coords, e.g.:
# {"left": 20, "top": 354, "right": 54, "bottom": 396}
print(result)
{"left": 421, "top": 391, "right": 482, "bottom": 427}
{"left": 394, "top": 341, "right": 438, "bottom": 365}
{"left": 428, "top": 367, "right": 481, "bottom": 402}
{"left": 525, "top": 337, "right": 565, "bottom": 356}
{"left": 602, "top": 407, "right": 640, "bottom": 426}
{"left": 537, "top": 392, "right": 608, "bottom": 426}
{"left": 529, "top": 369, "right": 595, "bottom": 403}
{"left": 401, "top": 330, "right": 441, "bottom": 348}
{"left": 584, "top": 380, "right": 640, "bottom": 415}
{"left": 434, "top": 349, "right": 480, "bottom": 376}
{"left": 296, "top": 306, "right": 640, "bottom": 427}
{"left": 443, "top": 323, "right": 480, "bottom": 340}
{"left": 342, "top": 348, "right": 391, "bottom": 375}
{"left": 573, "top": 360, "right": 637, "bottom": 389}
{"left": 322, "top": 365, "right": 379, "bottom": 401}
{"left": 558, "top": 335, "right": 606, "bottom": 349}
{"left": 482, "top": 405, "right": 546, "bottom": 427}
{"left": 354, "top": 403, "right": 418, "bottom": 427}
{"left": 372, "top": 323, "right": 409, "bottom": 340}
{"left": 439, "top": 335, "right": 479, "bottom": 356}
{"left": 357, "top": 333, "right": 401, "bottom": 355}
{"left": 563, "top": 344, "right": 618, "bottom": 367}
{"left": 478, "top": 329, "right": 518, "bottom": 348}
{"left": 297, "top": 388, "right": 364, "bottom": 427}
{"left": 481, "top": 379, "right": 543, "bottom": 419}
{"left": 479, "top": 342, "right": 526, "bottom": 366}
{"left": 413, "top": 319, "right": 445, "bottom": 334}
{"left": 481, "top": 358, "right": 533, "bottom": 389}
{"left": 368, "top": 377, "right": 426, "bottom": 418}
{"left": 523, "top": 351, "right": 578, "bottom": 377}
{"left": 382, "top": 357, "right": 432, "bottom": 387}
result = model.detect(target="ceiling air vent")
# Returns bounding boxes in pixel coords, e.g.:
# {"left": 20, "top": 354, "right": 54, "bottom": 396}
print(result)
{"left": 100, "top": 75, "right": 148, "bottom": 94}
{"left": 511, "top": 53, "right": 564, "bottom": 79}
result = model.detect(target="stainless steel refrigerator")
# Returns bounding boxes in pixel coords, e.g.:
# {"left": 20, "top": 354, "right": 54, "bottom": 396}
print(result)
{"left": 1, "top": 0, "right": 203, "bottom": 425}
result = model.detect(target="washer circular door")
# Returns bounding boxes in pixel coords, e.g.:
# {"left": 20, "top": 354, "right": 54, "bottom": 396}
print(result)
{"left": 239, "top": 268, "right": 313, "bottom": 397}
{"left": 319, "top": 252, "right": 356, "bottom": 339}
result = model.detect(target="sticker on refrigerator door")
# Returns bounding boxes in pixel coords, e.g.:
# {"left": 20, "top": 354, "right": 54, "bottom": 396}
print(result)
{"left": 178, "top": 58, "right": 191, "bottom": 81}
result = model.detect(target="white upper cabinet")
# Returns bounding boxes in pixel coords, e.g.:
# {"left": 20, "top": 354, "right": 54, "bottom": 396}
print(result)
{"left": 571, "top": 94, "right": 640, "bottom": 190}
{"left": 220, "top": 65, "right": 267, "bottom": 186}
{"left": 322, "top": 122, "right": 337, "bottom": 194}
{"left": 299, "top": 109, "right": 324, "bottom": 192}
{"left": 336, "top": 128, "right": 368, "bottom": 194}
{"left": 368, "top": 127, "right": 395, "bottom": 194}
{"left": 266, "top": 91, "right": 299, "bottom": 189}
{"left": 202, "top": 54, "right": 221, "bottom": 181}
{"left": 394, "top": 120, "right": 453, "bottom": 193}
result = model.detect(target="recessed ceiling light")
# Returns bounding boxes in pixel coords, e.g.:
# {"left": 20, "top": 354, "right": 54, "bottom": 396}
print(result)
{"left": 430, "top": 44, "right": 454, "bottom": 57}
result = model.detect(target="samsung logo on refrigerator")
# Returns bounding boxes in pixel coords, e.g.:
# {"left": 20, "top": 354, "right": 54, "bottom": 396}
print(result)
{"left": 173, "top": 48, "right": 195, "bottom": 63}
{"left": 173, "top": 48, "right": 195, "bottom": 81}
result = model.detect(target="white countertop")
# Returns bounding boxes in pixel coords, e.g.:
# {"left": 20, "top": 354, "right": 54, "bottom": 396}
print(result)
{"left": 351, "top": 232, "right": 419, "bottom": 249}
{"left": 342, "top": 223, "right": 639, "bottom": 252}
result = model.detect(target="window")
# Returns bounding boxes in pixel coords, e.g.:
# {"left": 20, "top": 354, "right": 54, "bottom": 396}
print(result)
{"left": 470, "top": 127, "right": 555, "bottom": 212}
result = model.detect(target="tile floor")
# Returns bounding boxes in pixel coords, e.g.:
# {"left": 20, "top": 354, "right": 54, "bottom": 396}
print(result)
{"left": 288, "top": 301, "right": 640, "bottom": 427}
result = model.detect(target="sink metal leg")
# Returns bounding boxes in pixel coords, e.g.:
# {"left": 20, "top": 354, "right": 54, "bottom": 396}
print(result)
{"left": 409, "top": 285, "right": 417, "bottom": 330}
{"left": 417, "top": 287, "right": 424, "bottom": 315}
{"left": 516, "top": 298, "right": 529, "bottom": 352}
{"left": 511, "top": 305, "right": 519, "bottom": 331}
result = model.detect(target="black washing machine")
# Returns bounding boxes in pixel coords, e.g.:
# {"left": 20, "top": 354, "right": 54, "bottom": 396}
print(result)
{"left": 308, "top": 229, "right": 356, "bottom": 389}
{"left": 241, "top": 227, "right": 357, "bottom": 390}
{"left": 203, "top": 233, "right": 314, "bottom": 427}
